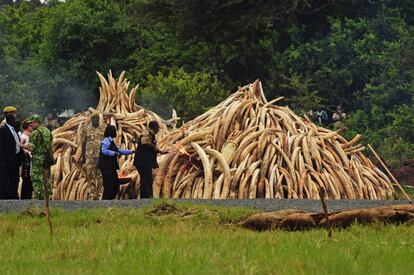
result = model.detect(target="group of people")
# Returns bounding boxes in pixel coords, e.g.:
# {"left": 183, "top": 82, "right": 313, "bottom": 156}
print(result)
{"left": 1, "top": 102, "right": 349, "bottom": 200}
{"left": 308, "top": 105, "right": 347, "bottom": 129}
{"left": 94, "top": 120, "right": 166, "bottom": 200}
{"left": 0, "top": 106, "right": 53, "bottom": 200}
{"left": 77, "top": 113, "right": 167, "bottom": 200}
{"left": 0, "top": 105, "right": 166, "bottom": 200}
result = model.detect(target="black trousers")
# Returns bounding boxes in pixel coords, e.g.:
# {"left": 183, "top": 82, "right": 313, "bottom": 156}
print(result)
{"left": 21, "top": 177, "right": 33, "bottom": 200}
{"left": 21, "top": 154, "right": 32, "bottom": 199}
{"left": 100, "top": 168, "right": 119, "bottom": 200}
{"left": 0, "top": 169, "right": 6, "bottom": 199}
{"left": 0, "top": 165, "right": 19, "bottom": 199}
{"left": 137, "top": 165, "right": 153, "bottom": 198}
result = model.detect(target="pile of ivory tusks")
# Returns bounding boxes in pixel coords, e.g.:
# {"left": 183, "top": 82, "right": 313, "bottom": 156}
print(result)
{"left": 50, "top": 71, "right": 395, "bottom": 200}
{"left": 50, "top": 71, "right": 169, "bottom": 200}
{"left": 154, "top": 80, "right": 395, "bottom": 199}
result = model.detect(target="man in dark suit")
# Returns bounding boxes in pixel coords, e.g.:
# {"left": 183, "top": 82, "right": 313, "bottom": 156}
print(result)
{"left": 0, "top": 113, "right": 23, "bottom": 199}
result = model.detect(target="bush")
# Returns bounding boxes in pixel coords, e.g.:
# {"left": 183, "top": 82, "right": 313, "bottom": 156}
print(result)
{"left": 346, "top": 102, "right": 414, "bottom": 167}
{"left": 138, "top": 68, "right": 228, "bottom": 121}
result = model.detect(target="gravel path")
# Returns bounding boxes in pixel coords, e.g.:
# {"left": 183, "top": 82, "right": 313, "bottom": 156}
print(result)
{"left": 0, "top": 199, "right": 410, "bottom": 213}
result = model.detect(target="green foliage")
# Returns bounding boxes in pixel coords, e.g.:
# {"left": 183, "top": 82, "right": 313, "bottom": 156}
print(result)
{"left": 0, "top": 2, "right": 46, "bottom": 116}
{"left": 139, "top": 68, "right": 228, "bottom": 120}
{"left": 127, "top": 22, "right": 210, "bottom": 83}
{"left": 376, "top": 103, "right": 414, "bottom": 167}
{"left": 40, "top": 0, "right": 136, "bottom": 81}
{"left": 37, "top": 0, "right": 143, "bottom": 111}
{"left": 1, "top": 0, "right": 414, "bottom": 165}
{"left": 279, "top": 75, "right": 326, "bottom": 113}
{"left": 0, "top": 75, "right": 42, "bottom": 117}
{"left": 346, "top": 101, "right": 414, "bottom": 167}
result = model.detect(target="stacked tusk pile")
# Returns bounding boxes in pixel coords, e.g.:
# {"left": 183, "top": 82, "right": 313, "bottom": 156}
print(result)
{"left": 51, "top": 71, "right": 168, "bottom": 200}
{"left": 51, "top": 72, "right": 396, "bottom": 200}
{"left": 155, "top": 80, "right": 395, "bottom": 199}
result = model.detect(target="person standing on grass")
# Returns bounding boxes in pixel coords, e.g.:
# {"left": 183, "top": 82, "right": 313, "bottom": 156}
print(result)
{"left": 0, "top": 113, "right": 23, "bottom": 199}
{"left": 81, "top": 112, "right": 106, "bottom": 200}
{"left": 97, "top": 125, "right": 133, "bottom": 200}
{"left": 24, "top": 115, "right": 54, "bottom": 199}
{"left": 20, "top": 120, "right": 33, "bottom": 199}
{"left": 134, "top": 121, "right": 166, "bottom": 198}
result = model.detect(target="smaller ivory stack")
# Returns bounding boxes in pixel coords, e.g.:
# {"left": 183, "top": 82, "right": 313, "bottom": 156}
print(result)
{"left": 155, "top": 80, "right": 395, "bottom": 200}
{"left": 51, "top": 71, "right": 168, "bottom": 200}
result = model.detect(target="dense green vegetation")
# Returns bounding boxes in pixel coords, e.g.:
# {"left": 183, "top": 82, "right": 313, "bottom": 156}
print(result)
{"left": 0, "top": 202, "right": 414, "bottom": 274}
{"left": 1, "top": 0, "right": 414, "bottom": 166}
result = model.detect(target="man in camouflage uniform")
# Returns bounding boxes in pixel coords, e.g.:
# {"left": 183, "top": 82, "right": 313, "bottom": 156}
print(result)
{"left": 81, "top": 113, "right": 106, "bottom": 200}
{"left": 26, "top": 114, "right": 53, "bottom": 199}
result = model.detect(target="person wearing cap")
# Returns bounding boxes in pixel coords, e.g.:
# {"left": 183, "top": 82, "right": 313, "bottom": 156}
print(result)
{"left": 24, "top": 114, "right": 53, "bottom": 199}
{"left": 81, "top": 112, "right": 106, "bottom": 200}
{"left": 0, "top": 113, "right": 23, "bottom": 199}
{"left": 1, "top": 106, "right": 17, "bottom": 127}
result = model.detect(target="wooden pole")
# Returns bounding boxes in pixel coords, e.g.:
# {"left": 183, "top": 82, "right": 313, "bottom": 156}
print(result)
{"left": 319, "top": 187, "right": 332, "bottom": 240}
{"left": 368, "top": 144, "right": 411, "bottom": 202}
{"left": 43, "top": 169, "right": 53, "bottom": 235}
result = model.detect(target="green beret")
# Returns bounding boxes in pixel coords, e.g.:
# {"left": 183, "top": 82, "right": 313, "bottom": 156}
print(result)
{"left": 27, "top": 114, "right": 42, "bottom": 123}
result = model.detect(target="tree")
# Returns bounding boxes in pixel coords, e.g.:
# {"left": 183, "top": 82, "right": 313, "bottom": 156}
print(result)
{"left": 0, "top": 2, "right": 45, "bottom": 116}
{"left": 33, "top": 0, "right": 144, "bottom": 112}
{"left": 139, "top": 68, "right": 227, "bottom": 120}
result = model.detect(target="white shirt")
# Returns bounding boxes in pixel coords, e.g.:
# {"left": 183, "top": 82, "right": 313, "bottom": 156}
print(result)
{"left": 6, "top": 123, "right": 21, "bottom": 154}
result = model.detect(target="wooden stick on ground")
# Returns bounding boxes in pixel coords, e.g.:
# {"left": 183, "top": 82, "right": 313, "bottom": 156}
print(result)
{"left": 368, "top": 144, "right": 412, "bottom": 202}
{"left": 319, "top": 187, "right": 332, "bottom": 240}
{"left": 43, "top": 169, "right": 53, "bottom": 236}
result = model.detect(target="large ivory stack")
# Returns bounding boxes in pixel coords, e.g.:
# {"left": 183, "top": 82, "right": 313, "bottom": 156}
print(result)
{"left": 155, "top": 80, "right": 395, "bottom": 199}
{"left": 51, "top": 72, "right": 395, "bottom": 200}
{"left": 51, "top": 71, "right": 168, "bottom": 200}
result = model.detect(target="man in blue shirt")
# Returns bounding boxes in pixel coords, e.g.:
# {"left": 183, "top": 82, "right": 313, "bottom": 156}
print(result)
{"left": 97, "top": 125, "right": 133, "bottom": 200}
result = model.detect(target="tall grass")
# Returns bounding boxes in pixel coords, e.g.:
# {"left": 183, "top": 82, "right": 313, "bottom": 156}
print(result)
{"left": 0, "top": 201, "right": 413, "bottom": 274}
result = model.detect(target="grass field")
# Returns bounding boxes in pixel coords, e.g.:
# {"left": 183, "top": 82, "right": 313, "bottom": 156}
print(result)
{"left": 1, "top": 201, "right": 414, "bottom": 275}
